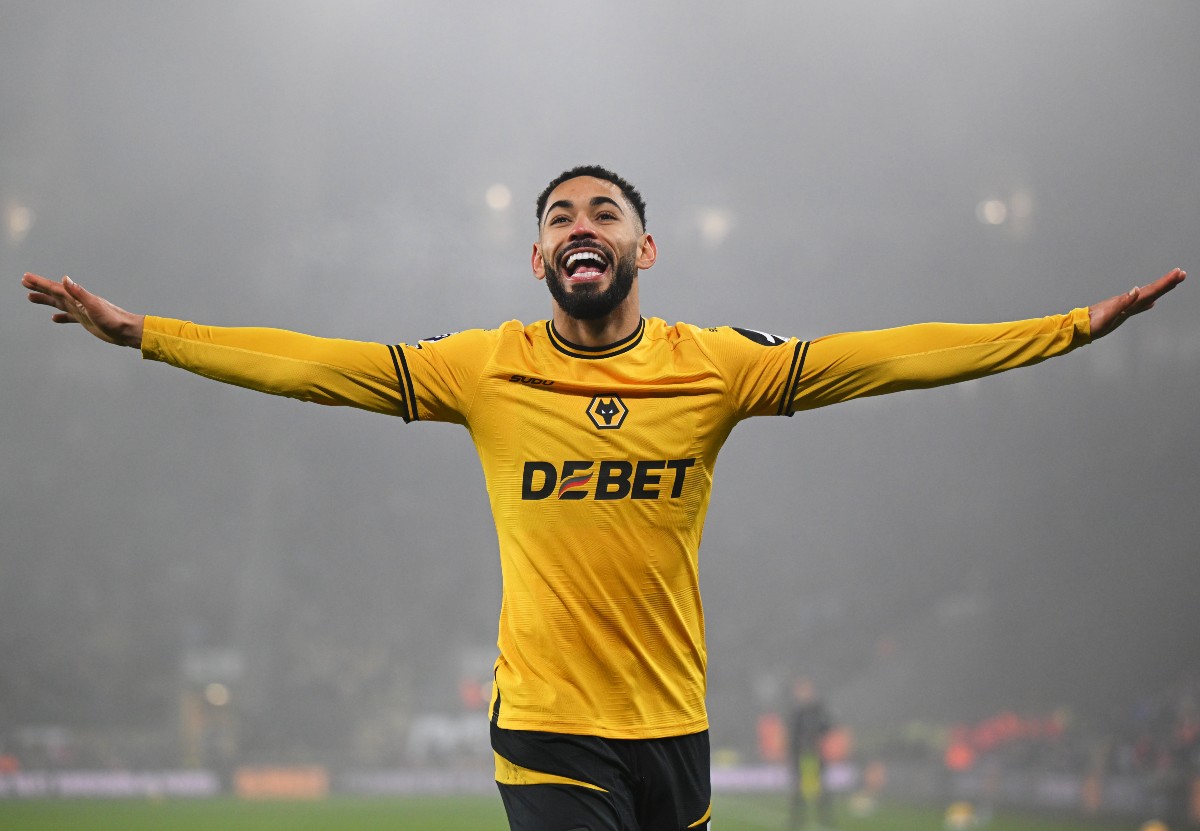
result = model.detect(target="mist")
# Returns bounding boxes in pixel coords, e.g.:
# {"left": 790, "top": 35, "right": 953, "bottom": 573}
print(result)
{"left": 2, "top": 0, "right": 1197, "bottom": 770}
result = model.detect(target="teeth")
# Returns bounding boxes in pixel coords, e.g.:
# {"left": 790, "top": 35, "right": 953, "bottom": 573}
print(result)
{"left": 567, "top": 251, "right": 605, "bottom": 267}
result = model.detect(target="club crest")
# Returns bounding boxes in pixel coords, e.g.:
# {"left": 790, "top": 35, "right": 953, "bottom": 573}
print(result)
{"left": 587, "top": 395, "right": 628, "bottom": 430}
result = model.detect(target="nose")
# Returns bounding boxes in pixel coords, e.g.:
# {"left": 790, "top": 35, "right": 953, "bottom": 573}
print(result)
{"left": 569, "top": 214, "right": 597, "bottom": 239}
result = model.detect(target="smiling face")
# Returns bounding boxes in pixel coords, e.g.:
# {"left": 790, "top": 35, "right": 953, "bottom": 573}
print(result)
{"left": 532, "top": 176, "right": 656, "bottom": 322}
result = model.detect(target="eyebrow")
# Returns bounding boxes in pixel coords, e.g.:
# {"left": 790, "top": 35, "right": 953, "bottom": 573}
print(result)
{"left": 542, "top": 195, "right": 626, "bottom": 225}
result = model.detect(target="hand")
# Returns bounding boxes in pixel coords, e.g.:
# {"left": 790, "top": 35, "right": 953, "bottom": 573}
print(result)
{"left": 1088, "top": 267, "right": 1186, "bottom": 339}
{"left": 22, "top": 273, "right": 144, "bottom": 348}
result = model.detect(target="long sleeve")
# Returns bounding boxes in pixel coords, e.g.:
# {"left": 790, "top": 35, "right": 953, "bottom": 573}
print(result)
{"left": 787, "top": 307, "right": 1091, "bottom": 413}
{"left": 140, "top": 316, "right": 409, "bottom": 416}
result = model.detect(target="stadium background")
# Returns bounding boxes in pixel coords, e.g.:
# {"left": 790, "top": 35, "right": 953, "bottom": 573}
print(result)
{"left": 1, "top": 0, "right": 1197, "bottom": 824}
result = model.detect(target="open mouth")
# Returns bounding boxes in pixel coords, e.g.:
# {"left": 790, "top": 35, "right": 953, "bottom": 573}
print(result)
{"left": 561, "top": 248, "right": 610, "bottom": 282}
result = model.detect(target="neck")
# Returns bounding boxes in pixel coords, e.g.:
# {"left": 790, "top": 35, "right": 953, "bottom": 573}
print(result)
{"left": 550, "top": 287, "right": 642, "bottom": 348}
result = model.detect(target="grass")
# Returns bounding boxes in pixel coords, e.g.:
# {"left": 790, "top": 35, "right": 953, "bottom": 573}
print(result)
{"left": 0, "top": 795, "right": 504, "bottom": 831}
{"left": 0, "top": 794, "right": 1133, "bottom": 830}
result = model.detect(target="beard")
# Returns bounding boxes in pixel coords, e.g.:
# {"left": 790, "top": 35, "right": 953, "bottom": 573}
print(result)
{"left": 543, "top": 244, "right": 638, "bottom": 321}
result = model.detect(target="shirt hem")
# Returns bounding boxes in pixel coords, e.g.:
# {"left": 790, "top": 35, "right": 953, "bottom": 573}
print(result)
{"left": 494, "top": 714, "right": 710, "bottom": 741}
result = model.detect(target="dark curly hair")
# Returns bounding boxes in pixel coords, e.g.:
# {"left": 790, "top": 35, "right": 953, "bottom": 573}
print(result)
{"left": 536, "top": 165, "right": 647, "bottom": 230}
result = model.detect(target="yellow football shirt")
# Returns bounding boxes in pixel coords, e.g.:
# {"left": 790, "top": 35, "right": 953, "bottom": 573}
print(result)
{"left": 141, "top": 308, "right": 1090, "bottom": 739}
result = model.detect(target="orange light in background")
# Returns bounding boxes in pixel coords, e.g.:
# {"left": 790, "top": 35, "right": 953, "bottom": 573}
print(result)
{"left": 945, "top": 740, "right": 976, "bottom": 772}
{"left": 821, "top": 726, "right": 853, "bottom": 763}
{"left": 459, "top": 678, "right": 488, "bottom": 709}
{"left": 234, "top": 766, "right": 329, "bottom": 800}
{"left": 756, "top": 712, "right": 785, "bottom": 762}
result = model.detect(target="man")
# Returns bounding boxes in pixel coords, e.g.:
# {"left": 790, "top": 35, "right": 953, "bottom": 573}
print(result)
{"left": 786, "top": 678, "right": 834, "bottom": 830}
{"left": 22, "top": 165, "right": 1185, "bottom": 831}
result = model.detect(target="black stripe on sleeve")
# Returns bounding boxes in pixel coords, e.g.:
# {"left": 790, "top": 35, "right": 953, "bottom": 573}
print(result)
{"left": 387, "top": 344, "right": 419, "bottom": 423}
{"left": 784, "top": 341, "right": 811, "bottom": 417}
{"left": 777, "top": 340, "right": 806, "bottom": 416}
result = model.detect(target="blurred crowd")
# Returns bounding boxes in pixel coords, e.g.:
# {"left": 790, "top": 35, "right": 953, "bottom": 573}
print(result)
{"left": 2, "top": 652, "right": 1197, "bottom": 826}
{"left": 857, "top": 672, "right": 1200, "bottom": 826}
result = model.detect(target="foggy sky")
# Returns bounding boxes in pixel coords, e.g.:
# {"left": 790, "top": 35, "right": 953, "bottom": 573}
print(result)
{"left": 2, "top": 0, "right": 1198, "bottom": 757}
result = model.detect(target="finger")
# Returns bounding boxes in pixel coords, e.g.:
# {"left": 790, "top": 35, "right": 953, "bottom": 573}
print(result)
{"left": 61, "top": 276, "right": 102, "bottom": 318}
{"left": 1124, "top": 286, "right": 1143, "bottom": 311}
{"left": 28, "top": 293, "right": 71, "bottom": 314}
{"left": 21, "top": 272, "right": 54, "bottom": 291}
{"left": 1106, "top": 287, "right": 1139, "bottom": 319}
{"left": 23, "top": 274, "right": 67, "bottom": 300}
{"left": 59, "top": 276, "right": 95, "bottom": 314}
{"left": 61, "top": 275, "right": 85, "bottom": 300}
{"left": 1129, "top": 271, "right": 1185, "bottom": 314}
{"left": 51, "top": 313, "right": 78, "bottom": 324}
{"left": 1142, "top": 268, "right": 1186, "bottom": 301}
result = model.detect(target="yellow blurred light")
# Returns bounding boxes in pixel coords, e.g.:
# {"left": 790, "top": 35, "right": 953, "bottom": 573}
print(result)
{"left": 697, "top": 207, "right": 734, "bottom": 246}
{"left": 976, "top": 199, "right": 1007, "bottom": 226}
{"left": 204, "top": 683, "right": 231, "bottom": 707}
{"left": 6, "top": 202, "right": 34, "bottom": 244}
{"left": 944, "top": 801, "right": 976, "bottom": 830}
{"left": 485, "top": 184, "right": 512, "bottom": 212}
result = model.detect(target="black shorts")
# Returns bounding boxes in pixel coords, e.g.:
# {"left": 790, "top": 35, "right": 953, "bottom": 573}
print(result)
{"left": 491, "top": 722, "right": 711, "bottom": 831}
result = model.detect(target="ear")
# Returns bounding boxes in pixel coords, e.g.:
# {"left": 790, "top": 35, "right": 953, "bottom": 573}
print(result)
{"left": 636, "top": 234, "right": 657, "bottom": 271}
{"left": 531, "top": 243, "right": 546, "bottom": 281}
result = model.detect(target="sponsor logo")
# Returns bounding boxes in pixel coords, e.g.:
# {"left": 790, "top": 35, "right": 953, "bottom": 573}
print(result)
{"left": 587, "top": 395, "right": 628, "bottom": 429}
{"left": 413, "top": 332, "right": 458, "bottom": 349}
{"left": 509, "top": 374, "right": 555, "bottom": 386}
{"left": 732, "top": 326, "right": 788, "bottom": 346}
{"left": 522, "top": 459, "right": 696, "bottom": 501}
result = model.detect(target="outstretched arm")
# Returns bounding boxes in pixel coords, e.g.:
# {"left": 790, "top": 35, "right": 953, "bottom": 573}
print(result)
{"left": 21, "top": 272, "right": 410, "bottom": 415}
{"left": 788, "top": 267, "right": 1187, "bottom": 413}
{"left": 22, "top": 272, "right": 144, "bottom": 348}
{"left": 1087, "top": 267, "right": 1185, "bottom": 339}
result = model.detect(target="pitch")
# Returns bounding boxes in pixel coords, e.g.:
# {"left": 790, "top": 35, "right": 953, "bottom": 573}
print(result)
{"left": 0, "top": 795, "right": 1130, "bottom": 830}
